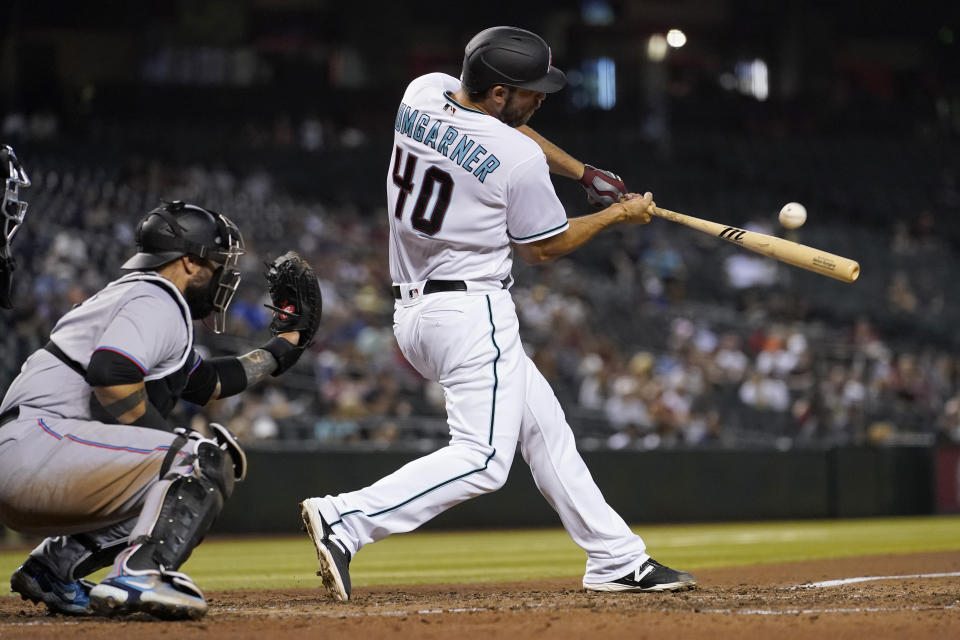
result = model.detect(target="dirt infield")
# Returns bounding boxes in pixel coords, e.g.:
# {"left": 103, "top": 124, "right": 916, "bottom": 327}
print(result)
{"left": 3, "top": 551, "right": 958, "bottom": 639}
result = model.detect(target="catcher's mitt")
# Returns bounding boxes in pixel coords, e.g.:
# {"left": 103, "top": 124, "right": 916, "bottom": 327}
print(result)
{"left": 262, "top": 250, "right": 322, "bottom": 375}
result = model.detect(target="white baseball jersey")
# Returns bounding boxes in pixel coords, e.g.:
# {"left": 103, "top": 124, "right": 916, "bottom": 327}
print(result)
{"left": 387, "top": 73, "right": 569, "bottom": 284}
{"left": 307, "top": 71, "right": 650, "bottom": 587}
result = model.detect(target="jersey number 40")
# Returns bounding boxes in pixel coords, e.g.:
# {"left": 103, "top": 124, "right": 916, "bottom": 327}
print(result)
{"left": 391, "top": 147, "right": 453, "bottom": 236}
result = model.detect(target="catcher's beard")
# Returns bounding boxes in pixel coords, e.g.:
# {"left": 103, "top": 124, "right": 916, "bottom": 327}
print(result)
{"left": 183, "top": 267, "right": 220, "bottom": 320}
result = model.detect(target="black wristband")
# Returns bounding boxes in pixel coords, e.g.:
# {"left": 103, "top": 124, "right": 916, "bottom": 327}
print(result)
{"left": 210, "top": 356, "right": 248, "bottom": 398}
{"left": 261, "top": 336, "right": 301, "bottom": 376}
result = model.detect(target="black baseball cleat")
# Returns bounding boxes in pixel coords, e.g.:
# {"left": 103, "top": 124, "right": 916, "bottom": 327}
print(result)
{"left": 300, "top": 498, "right": 352, "bottom": 602}
{"left": 10, "top": 557, "right": 95, "bottom": 616}
{"left": 583, "top": 558, "right": 697, "bottom": 592}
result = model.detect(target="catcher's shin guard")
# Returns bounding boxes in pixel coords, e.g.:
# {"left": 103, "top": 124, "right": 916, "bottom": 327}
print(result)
{"left": 125, "top": 438, "right": 235, "bottom": 572}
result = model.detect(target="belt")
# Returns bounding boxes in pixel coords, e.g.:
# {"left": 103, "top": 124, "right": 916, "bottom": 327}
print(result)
{"left": 392, "top": 277, "right": 511, "bottom": 300}
{"left": 0, "top": 406, "right": 20, "bottom": 429}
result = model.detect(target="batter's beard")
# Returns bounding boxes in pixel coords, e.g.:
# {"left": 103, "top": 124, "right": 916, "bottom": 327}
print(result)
{"left": 500, "top": 106, "right": 534, "bottom": 128}
{"left": 183, "top": 269, "right": 219, "bottom": 320}
{"left": 499, "top": 93, "right": 536, "bottom": 128}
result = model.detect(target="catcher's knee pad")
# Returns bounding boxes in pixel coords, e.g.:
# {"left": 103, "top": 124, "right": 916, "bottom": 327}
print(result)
{"left": 127, "top": 439, "right": 235, "bottom": 572}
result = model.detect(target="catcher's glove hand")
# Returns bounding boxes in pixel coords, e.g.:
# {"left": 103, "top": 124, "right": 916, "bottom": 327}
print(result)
{"left": 262, "top": 250, "right": 322, "bottom": 375}
{"left": 580, "top": 165, "right": 627, "bottom": 208}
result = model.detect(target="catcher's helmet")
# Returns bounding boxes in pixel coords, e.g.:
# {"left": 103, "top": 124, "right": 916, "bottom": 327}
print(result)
{"left": 461, "top": 26, "right": 566, "bottom": 94}
{"left": 122, "top": 201, "right": 244, "bottom": 333}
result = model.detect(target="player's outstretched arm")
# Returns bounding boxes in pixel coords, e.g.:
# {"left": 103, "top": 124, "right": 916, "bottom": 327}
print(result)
{"left": 518, "top": 125, "right": 584, "bottom": 179}
{"left": 232, "top": 333, "right": 299, "bottom": 388}
{"left": 518, "top": 126, "right": 628, "bottom": 207}
{"left": 513, "top": 192, "right": 654, "bottom": 265}
{"left": 181, "top": 331, "right": 300, "bottom": 406}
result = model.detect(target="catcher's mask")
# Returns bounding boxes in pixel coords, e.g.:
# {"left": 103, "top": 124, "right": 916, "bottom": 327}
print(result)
{"left": 1, "top": 144, "right": 30, "bottom": 309}
{"left": 2, "top": 145, "right": 30, "bottom": 245}
{"left": 122, "top": 201, "right": 244, "bottom": 333}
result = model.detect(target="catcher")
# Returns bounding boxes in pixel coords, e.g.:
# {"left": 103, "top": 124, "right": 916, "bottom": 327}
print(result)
{"left": 0, "top": 201, "right": 322, "bottom": 620}
{"left": 1, "top": 144, "right": 30, "bottom": 309}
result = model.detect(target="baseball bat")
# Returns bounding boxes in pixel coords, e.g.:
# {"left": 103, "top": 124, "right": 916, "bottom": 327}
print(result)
{"left": 651, "top": 207, "right": 860, "bottom": 283}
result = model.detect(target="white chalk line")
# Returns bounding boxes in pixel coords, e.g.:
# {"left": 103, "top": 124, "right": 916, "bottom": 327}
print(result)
{"left": 799, "top": 571, "right": 960, "bottom": 589}
{"left": 204, "top": 604, "right": 536, "bottom": 620}
{"left": 2, "top": 620, "right": 82, "bottom": 627}
{"left": 700, "top": 605, "right": 960, "bottom": 616}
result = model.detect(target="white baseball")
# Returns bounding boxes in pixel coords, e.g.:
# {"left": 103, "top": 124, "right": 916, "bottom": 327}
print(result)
{"left": 779, "top": 202, "right": 807, "bottom": 229}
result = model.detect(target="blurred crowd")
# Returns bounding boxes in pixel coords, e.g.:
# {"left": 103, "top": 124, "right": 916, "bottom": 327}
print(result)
{"left": 2, "top": 133, "right": 960, "bottom": 451}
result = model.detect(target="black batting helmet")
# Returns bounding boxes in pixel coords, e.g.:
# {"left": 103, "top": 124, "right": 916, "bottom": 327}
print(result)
{"left": 122, "top": 201, "right": 244, "bottom": 333}
{"left": 461, "top": 26, "right": 566, "bottom": 94}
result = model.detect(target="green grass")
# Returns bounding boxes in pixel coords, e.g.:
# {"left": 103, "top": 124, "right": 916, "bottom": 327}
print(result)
{"left": 2, "top": 515, "right": 959, "bottom": 592}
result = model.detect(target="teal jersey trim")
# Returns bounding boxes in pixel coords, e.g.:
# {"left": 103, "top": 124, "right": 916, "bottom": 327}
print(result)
{"left": 485, "top": 295, "right": 500, "bottom": 445}
{"left": 331, "top": 294, "right": 501, "bottom": 527}
{"left": 508, "top": 221, "right": 569, "bottom": 242}
{"left": 443, "top": 91, "right": 486, "bottom": 114}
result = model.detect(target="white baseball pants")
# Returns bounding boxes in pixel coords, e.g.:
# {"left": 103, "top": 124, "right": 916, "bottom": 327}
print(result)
{"left": 313, "top": 288, "right": 648, "bottom": 582}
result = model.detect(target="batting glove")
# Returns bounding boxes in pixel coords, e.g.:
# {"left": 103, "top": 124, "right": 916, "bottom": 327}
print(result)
{"left": 580, "top": 165, "right": 627, "bottom": 208}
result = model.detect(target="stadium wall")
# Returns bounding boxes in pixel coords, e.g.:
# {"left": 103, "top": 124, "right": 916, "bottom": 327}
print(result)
{"left": 214, "top": 446, "right": 937, "bottom": 534}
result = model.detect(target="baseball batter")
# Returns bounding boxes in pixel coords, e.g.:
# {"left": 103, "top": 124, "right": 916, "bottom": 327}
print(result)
{"left": 301, "top": 26, "right": 696, "bottom": 600}
{"left": 0, "top": 201, "right": 320, "bottom": 620}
